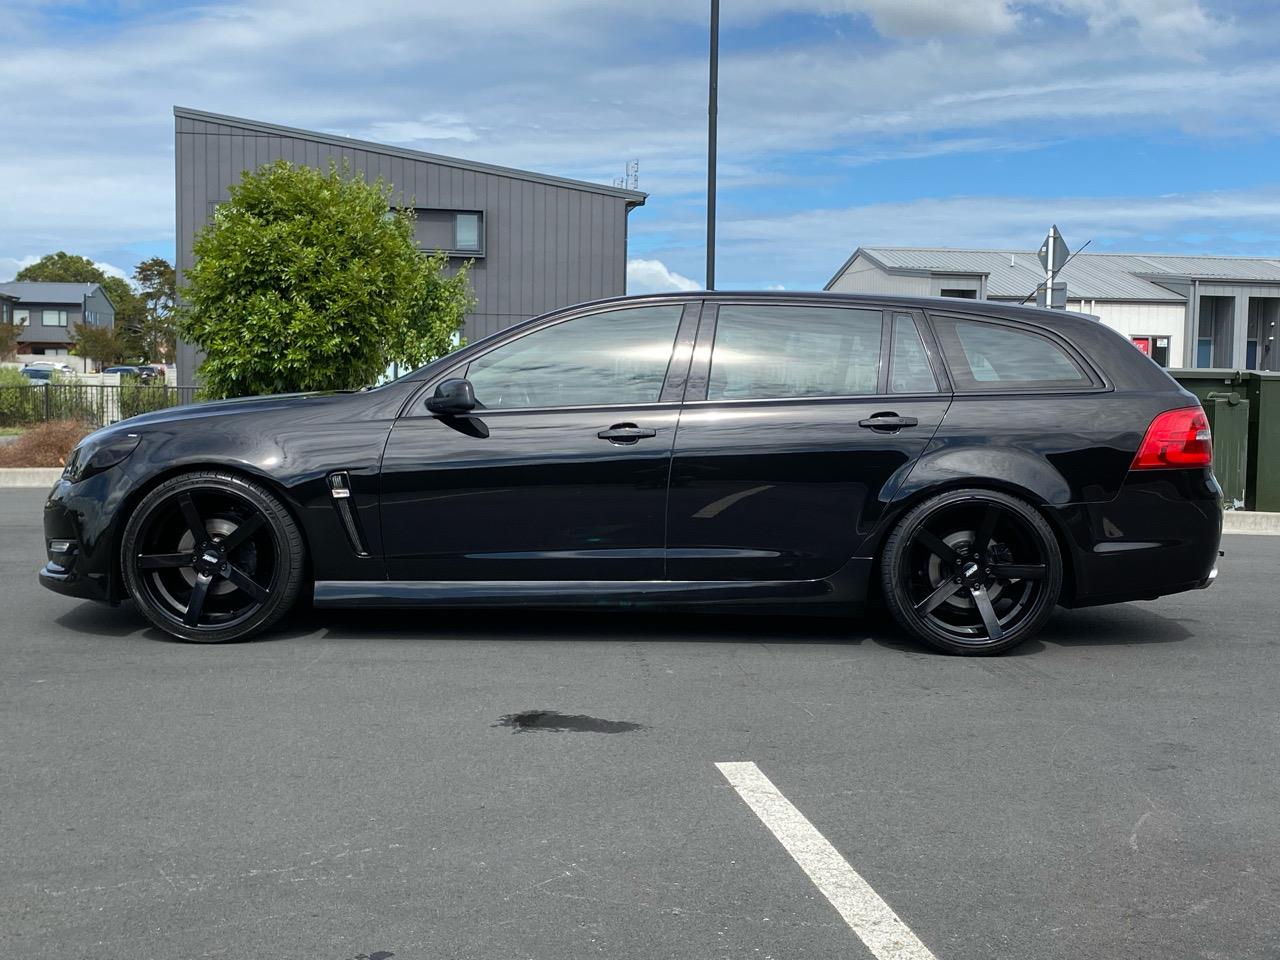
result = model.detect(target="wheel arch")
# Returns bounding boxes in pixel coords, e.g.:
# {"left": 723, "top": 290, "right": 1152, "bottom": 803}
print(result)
{"left": 109, "top": 462, "right": 313, "bottom": 602}
{"left": 866, "top": 475, "right": 1078, "bottom": 605}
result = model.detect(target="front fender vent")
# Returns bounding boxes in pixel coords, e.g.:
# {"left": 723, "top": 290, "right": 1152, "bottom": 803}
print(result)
{"left": 328, "top": 471, "right": 370, "bottom": 558}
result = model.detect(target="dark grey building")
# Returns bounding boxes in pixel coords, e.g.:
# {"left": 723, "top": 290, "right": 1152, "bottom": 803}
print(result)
{"left": 174, "top": 107, "right": 647, "bottom": 383}
{"left": 0, "top": 281, "right": 116, "bottom": 360}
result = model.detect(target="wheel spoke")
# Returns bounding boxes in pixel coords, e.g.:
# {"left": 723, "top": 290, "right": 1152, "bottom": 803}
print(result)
{"left": 183, "top": 572, "right": 213, "bottom": 627}
{"left": 225, "top": 565, "right": 269, "bottom": 603}
{"left": 916, "top": 530, "right": 961, "bottom": 565}
{"left": 137, "top": 552, "right": 193, "bottom": 569}
{"left": 970, "top": 585, "right": 1004, "bottom": 640}
{"left": 972, "top": 505, "right": 1000, "bottom": 556}
{"left": 990, "top": 563, "right": 1046, "bottom": 580}
{"left": 218, "top": 513, "right": 265, "bottom": 552}
{"left": 916, "top": 578, "right": 963, "bottom": 615}
{"left": 177, "top": 494, "right": 207, "bottom": 542}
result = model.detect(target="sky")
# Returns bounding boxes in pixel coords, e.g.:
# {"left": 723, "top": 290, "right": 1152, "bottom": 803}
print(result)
{"left": 1, "top": 0, "right": 1278, "bottom": 294}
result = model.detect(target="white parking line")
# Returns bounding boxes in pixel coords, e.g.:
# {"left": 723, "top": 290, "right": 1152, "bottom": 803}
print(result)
{"left": 716, "top": 761, "right": 938, "bottom": 960}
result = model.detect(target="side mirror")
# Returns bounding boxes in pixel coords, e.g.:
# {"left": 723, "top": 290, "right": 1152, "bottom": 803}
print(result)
{"left": 426, "top": 378, "right": 477, "bottom": 416}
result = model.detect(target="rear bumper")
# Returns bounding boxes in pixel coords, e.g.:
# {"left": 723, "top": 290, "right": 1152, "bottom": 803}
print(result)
{"left": 1057, "top": 468, "right": 1222, "bottom": 608}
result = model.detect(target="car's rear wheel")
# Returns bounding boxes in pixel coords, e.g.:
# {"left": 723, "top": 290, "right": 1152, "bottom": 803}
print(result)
{"left": 120, "top": 471, "right": 305, "bottom": 642}
{"left": 881, "top": 488, "right": 1062, "bottom": 655}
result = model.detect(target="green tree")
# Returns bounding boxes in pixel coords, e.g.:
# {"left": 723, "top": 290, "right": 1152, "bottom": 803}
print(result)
{"left": 72, "top": 323, "right": 125, "bottom": 369}
{"left": 15, "top": 251, "right": 104, "bottom": 284}
{"left": 179, "top": 160, "right": 473, "bottom": 398}
{"left": 132, "top": 257, "right": 178, "bottom": 362}
{"left": 15, "top": 252, "right": 145, "bottom": 359}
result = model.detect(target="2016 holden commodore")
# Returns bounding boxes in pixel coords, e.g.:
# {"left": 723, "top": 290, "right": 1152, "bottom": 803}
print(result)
{"left": 40, "top": 293, "right": 1222, "bottom": 654}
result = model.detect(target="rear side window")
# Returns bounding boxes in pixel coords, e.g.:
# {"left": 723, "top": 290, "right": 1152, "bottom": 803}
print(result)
{"left": 932, "top": 316, "right": 1092, "bottom": 391}
{"left": 708, "top": 304, "right": 882, "bottom": 400}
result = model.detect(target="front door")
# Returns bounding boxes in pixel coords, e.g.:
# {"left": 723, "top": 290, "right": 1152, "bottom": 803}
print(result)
{"left": 380, "top": 301, "right": 696, "bottom": 581}
{"left": 666, "top": 303, "right": 951, "bottom": 581}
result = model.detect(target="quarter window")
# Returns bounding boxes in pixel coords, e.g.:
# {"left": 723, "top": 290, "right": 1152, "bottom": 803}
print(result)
{"left": 933, "top": 316, "right": 1091, "bottom": 390}
{"left": 708, "top": 304, "right": 882, "bottom": 400}
{"left": 464, "top": 304, "right": 684, "bottom": 409}
{"left": 889, "top": 315, "right": 938, "bottom": 393}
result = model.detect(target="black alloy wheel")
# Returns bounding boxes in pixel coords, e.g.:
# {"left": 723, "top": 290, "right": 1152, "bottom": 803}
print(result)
{"left": 881, "top": 488, "right": 1063, "bottom": 655}
{"left": 121, "top": 471, "right": 305, "bottom": 642}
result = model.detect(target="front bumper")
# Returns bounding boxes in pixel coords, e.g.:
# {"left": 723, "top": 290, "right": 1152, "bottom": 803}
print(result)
{"left": 39, "top": 559, "right": 111, "bottom": 601}
{"left": 38, "top": 476, "right": 116, "bottom": 603}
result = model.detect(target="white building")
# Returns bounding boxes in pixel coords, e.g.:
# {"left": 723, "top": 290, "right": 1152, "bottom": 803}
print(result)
{"left": 826, "top": 247, "right": 1280, "bottom": 371}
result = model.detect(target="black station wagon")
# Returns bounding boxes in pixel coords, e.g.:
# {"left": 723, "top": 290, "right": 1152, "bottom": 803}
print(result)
{"left": 40, "top": 293, "right": 1222, "bottom": 654}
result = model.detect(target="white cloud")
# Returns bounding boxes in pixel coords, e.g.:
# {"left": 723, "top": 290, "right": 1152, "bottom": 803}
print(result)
{"left": 697, "top": 186, "right": 1280, "bottom": 287}
{"left": 0, "top": 0, "right": 1267, "bottom": 285}
{"left": 360, "top": 115, "right": 480, "bottom": 144}
{"left": 627, "top": 258, "right": 702, "bottom": 294}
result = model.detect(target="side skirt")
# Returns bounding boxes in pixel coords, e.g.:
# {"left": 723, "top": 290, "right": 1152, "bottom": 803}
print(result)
{"left": 314, "top": 558, "right": 872, "bottom": 611}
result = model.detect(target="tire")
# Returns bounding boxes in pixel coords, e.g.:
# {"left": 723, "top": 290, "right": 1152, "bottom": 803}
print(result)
{"left": 120, "top": 470, "right": 306, "bottom": 642}
{"left": 880, "top": 488, "right": 1063, "bottom": 655}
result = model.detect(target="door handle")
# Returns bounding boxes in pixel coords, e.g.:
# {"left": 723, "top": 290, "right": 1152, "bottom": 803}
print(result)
{"left": 597, "top": 423, "right": 657, "bottom": 444}
{"left": 858, "top": 413, "right": 919, "bottom": 431}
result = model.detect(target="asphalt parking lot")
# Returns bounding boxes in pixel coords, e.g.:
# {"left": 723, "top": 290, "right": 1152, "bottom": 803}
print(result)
{"left": 3, "top": 487, "right": 1278, "bottom": 960}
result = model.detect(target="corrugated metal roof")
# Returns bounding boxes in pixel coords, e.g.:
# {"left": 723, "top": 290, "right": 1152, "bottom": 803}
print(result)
{"left": 856, "top": 247, "right": 1280, "bottom": 301}
{"left": 0, "top": 281, "right": 101, "bottom": 304}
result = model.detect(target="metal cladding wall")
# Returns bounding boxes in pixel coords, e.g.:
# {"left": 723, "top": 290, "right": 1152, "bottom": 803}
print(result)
{"left": 174, "top": 108, "right": 646, "bottom": 384}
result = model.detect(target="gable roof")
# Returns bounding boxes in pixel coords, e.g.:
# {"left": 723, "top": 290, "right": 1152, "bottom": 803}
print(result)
{"left": 0, "top": 281, "right": 105, "bottom": 305}
{"left": 174, "top": 107, "right": 648, "bottom": 207}
{"left": 834, "top": 247, "right": 1280, "bottom": 302}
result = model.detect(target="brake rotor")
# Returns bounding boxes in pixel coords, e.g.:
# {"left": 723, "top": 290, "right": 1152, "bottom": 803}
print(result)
{"left": 925, "top": 530, "right": 1008, "bottom": 610}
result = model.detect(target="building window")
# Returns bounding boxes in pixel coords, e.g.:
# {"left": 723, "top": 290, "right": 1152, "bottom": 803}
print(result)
{"left": 939, "top": 288, "right": 977, "bottom": 299}
{"left": 14, "top": 308, "right": 30, "bottom": 327}
{"left": 454, "top": 212, "right": 482, "bottom": 252}
{"left": 1130, "top": 336, "right": 1170, "bottom": 367}
{"left": 42, "top": 309, "right": 69, "bottom": 327}
{"left": 412, "top": 209, "right": 486, "bottom": 257}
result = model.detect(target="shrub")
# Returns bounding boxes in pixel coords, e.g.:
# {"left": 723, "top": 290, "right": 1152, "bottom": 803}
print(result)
{"left": 179, "top": 159, "right": 474, "bottom": 399}
{"left": 0, "top": 420, "right": 93, "bottom": 468}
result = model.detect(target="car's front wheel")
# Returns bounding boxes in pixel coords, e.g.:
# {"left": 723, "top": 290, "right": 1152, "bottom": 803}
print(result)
{"left": 120, "top": 471, "right": 305, "bottom": 642}
{"left": 880, "top": 488, "right": 1063, "bottom": 655}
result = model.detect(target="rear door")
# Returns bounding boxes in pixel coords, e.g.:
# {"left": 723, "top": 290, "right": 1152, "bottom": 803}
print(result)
{"left": 665, "top": 301, "right": 952, "bottom": 581}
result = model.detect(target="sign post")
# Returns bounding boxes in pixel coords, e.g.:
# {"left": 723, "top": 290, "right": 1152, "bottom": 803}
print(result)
{"left": 1037, "top": 224, "right": 1069, "bottom": 309}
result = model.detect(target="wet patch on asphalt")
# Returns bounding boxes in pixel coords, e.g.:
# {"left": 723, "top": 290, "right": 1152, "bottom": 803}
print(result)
{"left": 494, "top": 710, "right": 644, "bottom": 734}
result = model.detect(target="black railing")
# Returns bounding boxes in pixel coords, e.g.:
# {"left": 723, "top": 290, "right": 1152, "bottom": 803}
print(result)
{"left": 0, "top": 384, "right": 201, "bottom": 428}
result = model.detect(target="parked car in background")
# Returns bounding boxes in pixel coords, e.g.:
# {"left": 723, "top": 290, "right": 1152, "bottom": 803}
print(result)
{"left": 39, "top": 292, "right": 1223, "bottom": 654}
{"left": 20, "top": 367, "right": 54, "bottom": 386}
{"left": 103, "top": 365, "right": 162, "bottom": 384}
{"left": 25, "top": 360, "right": 74, "bottom": 375}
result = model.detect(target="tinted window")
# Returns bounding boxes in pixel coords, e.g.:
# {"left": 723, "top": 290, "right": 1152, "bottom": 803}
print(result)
{"left": 889, "top": 314, "right": 937, "bottom": 393}
{"left": 708, "top": 304, "right": 882, "bottom": 400}
{"left": 465, "top": 304, "right": 684, "bottom": 409}
{"left": 934, "top": 316, "right": 1090, "bottom": 390}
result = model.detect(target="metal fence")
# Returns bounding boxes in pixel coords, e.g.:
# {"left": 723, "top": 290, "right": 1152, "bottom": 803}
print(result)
{"left": 0, "top": 384, "right": 201, "bottom": 429}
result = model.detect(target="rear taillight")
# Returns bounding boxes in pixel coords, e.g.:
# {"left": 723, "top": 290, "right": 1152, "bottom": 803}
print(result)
{"left": 1131, "top": 406, "right": 1212, "bottom": 470}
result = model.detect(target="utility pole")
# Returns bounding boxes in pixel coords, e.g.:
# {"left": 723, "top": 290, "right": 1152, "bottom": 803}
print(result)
{"left": 706, "top": 0, "right": 719, "bottom": 290}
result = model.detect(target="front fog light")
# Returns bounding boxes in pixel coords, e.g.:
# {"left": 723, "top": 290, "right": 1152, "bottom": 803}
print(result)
{"left": 48, "top": 539, "right": 77, "bottom": 556}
